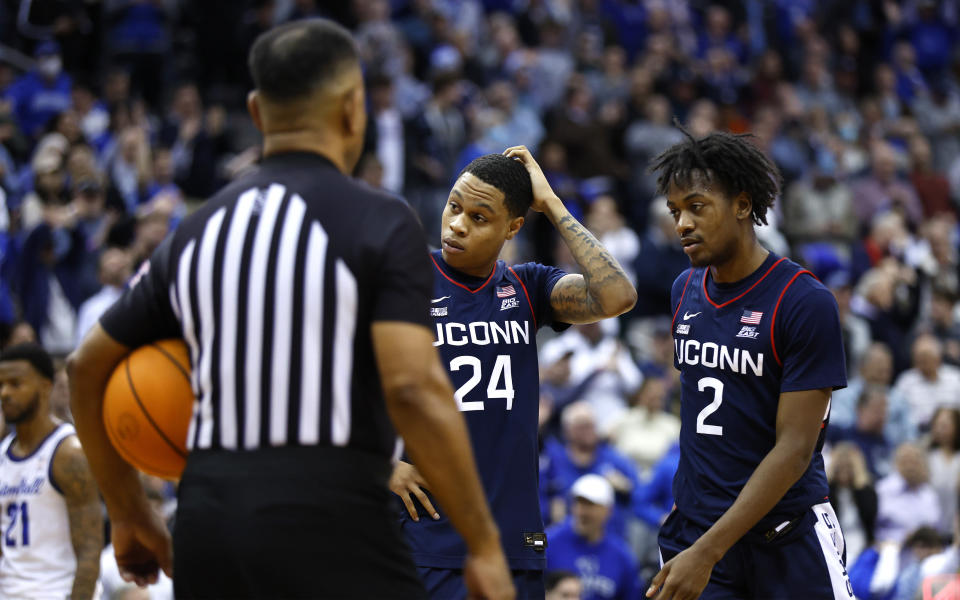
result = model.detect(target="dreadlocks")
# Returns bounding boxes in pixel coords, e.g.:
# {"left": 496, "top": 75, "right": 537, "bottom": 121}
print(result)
{"left": 650, "top": 127, "right": 782, "bottom": 226}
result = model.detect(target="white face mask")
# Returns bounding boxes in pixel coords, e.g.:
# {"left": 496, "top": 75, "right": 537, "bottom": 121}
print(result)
{"left": 38, "top": 56, "right": 62, "bottom": 80}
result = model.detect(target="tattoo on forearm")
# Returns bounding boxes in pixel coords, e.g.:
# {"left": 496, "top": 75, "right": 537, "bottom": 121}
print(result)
{"left": 57, "top": 446, "right": 104, "bottom": 600}
{"left": 551, "top": 214, "right": 633, "bottom": 321}
{"left": 69, "top": 502, "right": 103, "bottom": 600}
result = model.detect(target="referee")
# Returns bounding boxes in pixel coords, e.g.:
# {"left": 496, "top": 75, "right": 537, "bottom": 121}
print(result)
{"left": 67, "top": 19, "right": 513, "bottom": 600}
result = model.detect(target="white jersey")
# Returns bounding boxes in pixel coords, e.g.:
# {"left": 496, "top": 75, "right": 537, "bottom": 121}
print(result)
{"left": 0, "top": 423, "right": 79, "bottom": 600}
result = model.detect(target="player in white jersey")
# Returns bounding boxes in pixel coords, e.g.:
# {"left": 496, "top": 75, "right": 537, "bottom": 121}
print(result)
{"left": 0, "top": 344, "right": 103, "bottom": 599}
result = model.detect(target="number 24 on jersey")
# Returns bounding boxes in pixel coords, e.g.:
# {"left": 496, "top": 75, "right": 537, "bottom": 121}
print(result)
{"left": 450, "top": 355, "right": 515, "bottom": 411}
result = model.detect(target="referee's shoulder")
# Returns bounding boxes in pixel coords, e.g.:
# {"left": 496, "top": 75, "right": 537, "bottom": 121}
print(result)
{"left": 181, "top": 175, "right": 258, "bottom": 226}
{"left": 176, "top": 167, "right": 417, "bottom": 238}
{"left": 330, "top": 177, "right": 422, "bottom": 232}
{"left": 339, "top": 176, "right": 414, "bottom": 213}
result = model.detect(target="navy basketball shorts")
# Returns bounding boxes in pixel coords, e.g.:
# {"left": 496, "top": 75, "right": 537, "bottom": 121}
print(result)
{"left": 658, "top": 502, "right": 854, "bottom": 599}
{"left": 417, "top": 566, "right": 544, "bottom": 600}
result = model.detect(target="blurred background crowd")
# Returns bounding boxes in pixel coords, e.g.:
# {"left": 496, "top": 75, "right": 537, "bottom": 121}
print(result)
{"left": 2, "top": 0, "right": 960, "bottom": 598}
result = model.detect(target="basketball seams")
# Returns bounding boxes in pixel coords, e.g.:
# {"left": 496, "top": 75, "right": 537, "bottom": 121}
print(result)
{"left": 104, "top": 358, "right": 177, "bottom": 478}
{"left": 124, "top": 356, "right": 189, "bottom": 460}
{"left": 148, "top": 341, "right": 192, "bottom": 385}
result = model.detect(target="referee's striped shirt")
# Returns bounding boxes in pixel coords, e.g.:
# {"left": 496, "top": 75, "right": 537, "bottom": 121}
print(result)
{"left": 99, "top": 152, "right": 434, "bottom": 457}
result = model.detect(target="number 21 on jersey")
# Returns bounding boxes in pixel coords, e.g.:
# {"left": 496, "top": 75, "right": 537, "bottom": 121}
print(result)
{"left": 450, "top": 355, "right": 515, "bottom": 411}
{"left": 4, "top": 501, "right": 30, "bottom": 547}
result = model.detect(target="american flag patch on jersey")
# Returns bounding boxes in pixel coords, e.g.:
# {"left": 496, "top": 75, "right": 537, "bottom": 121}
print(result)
{"left": 496, "top": 285, "right": 516, "bottom": 298}
{"left": 740, "top": 309, "right": 763, "bottom": 324}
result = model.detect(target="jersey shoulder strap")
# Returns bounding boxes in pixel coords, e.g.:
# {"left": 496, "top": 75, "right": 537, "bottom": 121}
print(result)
{"left": 769, "top": 267, "right": 816, "bottom": 367}
{"left": 43, "top": 423, "right": 77, "bottom": 454}
{"left": 43, "top": 424, "right": 77, "bottom": 496}
{"left": 505, "top": 265, "right": 537, "bottom": 329}
{"left": 671, "top": 268, "right": 698, "bottom": 329}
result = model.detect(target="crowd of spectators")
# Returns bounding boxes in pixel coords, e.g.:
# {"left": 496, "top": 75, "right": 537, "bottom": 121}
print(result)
{"left": 2, "top": 0, "right": 960, "bottom": 598}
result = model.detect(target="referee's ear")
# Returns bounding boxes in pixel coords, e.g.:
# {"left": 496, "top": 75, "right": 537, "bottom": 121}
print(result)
{"left": 343, "top": 84, "right": 365, "bottom": 137}
{"left": 247, "top": 91, "right": 265, "bottom": 133}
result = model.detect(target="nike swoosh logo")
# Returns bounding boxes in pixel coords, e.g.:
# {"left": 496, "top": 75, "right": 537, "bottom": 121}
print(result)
{"left": 683, "top": 311, "right": 701, "bottom": 320}
{"left": 431, "top": 296, "right": 451, "bottom": 303}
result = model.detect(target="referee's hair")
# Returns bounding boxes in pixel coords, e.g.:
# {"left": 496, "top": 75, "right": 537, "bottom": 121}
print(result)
{"left": 460, "top": 154, "right": 534, "bottom": 218}
{"left": 650, "top": 125, "right": 782, "bottom": 226}
{"left": 0, "top": 343, "right": 55, "bottom": 381}
{"left": 248, "top": 18, "right": 359, "bottom": 102}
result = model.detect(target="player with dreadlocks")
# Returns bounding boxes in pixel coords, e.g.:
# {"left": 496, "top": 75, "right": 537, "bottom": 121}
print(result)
{"left": 644, "top": 130, "right": 854, "bottom": 600}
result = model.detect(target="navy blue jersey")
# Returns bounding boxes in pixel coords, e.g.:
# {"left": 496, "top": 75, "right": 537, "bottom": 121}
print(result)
{"left": 669, "top": 253, "right": 847, "bottom": 532}
{"left": 400, "top": 250, "right": 567, "bottom": 570}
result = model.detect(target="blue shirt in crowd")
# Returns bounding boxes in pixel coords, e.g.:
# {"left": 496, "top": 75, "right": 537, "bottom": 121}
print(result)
{"left": 546, "top": 519, "right": 643, "bottom": 600}
{"left": 540, "top": 438, "right": 641, "bottom": 535}
{"left": 4, "top": 71, "right": 72, "bottom": 138}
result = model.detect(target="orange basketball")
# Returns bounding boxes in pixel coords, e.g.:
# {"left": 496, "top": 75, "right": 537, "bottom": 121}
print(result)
{"left": 103, "top": 339, "right": 194, "bottom": 481}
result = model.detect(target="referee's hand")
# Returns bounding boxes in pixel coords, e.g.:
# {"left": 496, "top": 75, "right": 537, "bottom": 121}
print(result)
{"left": 112, "top": 508, "right": 173, "bottom": 588}
{"left": 389, "top": 460, "right": 440, "bottom": 521}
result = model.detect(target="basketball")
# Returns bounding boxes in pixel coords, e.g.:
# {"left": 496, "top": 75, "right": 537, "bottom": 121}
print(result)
{"left": 103, "top": 339, "right": 193, "bottom": 481}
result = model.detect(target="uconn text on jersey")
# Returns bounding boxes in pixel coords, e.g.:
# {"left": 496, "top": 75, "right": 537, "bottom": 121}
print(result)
{"left": 432, "top": 320, "right": 531, "bottom": 347}
{"left": 674, "top": 339, "right": 764, "bottom": 377}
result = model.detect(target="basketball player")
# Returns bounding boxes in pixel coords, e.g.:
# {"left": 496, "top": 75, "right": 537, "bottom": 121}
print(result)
{"left": 645, "top": 130, "right": 853, "bottom": 599}
{"left": 389, "top": 146, "right": 637, "bottom": 598}
{"left": 0, "top": 343, "right": 103, "bottom": 600}
{"left": 67, "top": 19, "right": 512, "bottom": 599}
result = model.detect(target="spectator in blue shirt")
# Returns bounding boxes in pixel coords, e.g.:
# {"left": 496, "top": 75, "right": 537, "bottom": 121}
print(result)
{"left": 696, "top": 5, "right": 746, "bottom": 64}
{"left": 4, "top": 41, "right": 72, "bottom": 140}
{"left": 906, "top": 1, "right": 956, "bottom": 77}
{"left": 540, "top": 401, "right": 642, "bottom": 535}
{"left": 546, "top": 474, "right": 643, "bottom": 600}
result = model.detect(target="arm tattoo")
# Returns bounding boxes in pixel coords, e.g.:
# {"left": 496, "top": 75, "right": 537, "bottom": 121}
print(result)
{"left": 53, "top": 438, "right": 104, "bottom": 600}
{"left": 550, "top": 213, "right": 634, "bottom": 323}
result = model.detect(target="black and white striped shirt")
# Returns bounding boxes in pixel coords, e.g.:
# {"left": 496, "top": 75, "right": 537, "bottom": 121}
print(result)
{"left": 100, "top": 152, "right": 433, "bottom": 457}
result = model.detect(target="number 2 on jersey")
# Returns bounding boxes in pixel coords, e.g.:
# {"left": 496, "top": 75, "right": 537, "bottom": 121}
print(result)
{"left": 697, "top": 377, "right": 724, "bottom": 436}
{"left": 450, "top": 355, "right": 515, "bottom": 411}
{"left": 4, "top": 501, "right": 29, "bottom": 547}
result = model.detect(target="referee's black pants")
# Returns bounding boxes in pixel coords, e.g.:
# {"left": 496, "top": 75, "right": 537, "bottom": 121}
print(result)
{"left": 173, "top": 445, "right": 426, "bottom": 599}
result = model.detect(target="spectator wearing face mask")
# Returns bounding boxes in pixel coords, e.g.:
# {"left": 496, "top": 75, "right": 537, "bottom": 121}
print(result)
{"left": 3, "top": 41, "right": 72, "bottom": 140}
